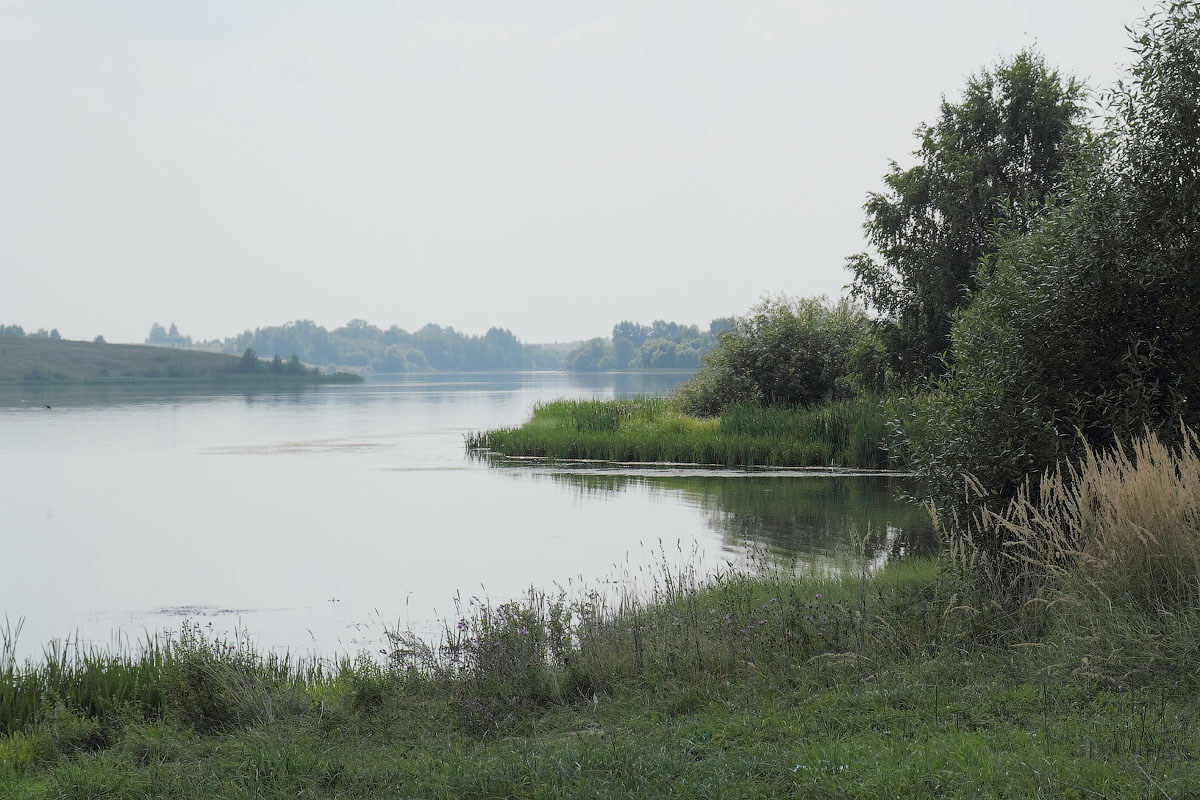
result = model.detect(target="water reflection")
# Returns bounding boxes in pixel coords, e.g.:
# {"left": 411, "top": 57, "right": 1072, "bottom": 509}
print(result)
{"left": 530, "top": 471, "right": 935, "bottom": 565}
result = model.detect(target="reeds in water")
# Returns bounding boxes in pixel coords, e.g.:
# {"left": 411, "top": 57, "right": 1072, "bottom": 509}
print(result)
{"left": 467, "top": 397, "right": 898, "bottom": 469}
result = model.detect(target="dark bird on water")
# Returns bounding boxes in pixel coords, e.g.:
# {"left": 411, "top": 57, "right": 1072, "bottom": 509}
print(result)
{"left": 44, "top": 404, "right": 50, "bottom": 409}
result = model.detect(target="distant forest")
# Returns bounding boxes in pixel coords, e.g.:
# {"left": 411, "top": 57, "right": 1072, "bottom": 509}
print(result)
{"left": 562, "top": 318, "right": 733, "bottom": 370}
{"left": 139, "top": 317, "right": 734, "bottom": 373}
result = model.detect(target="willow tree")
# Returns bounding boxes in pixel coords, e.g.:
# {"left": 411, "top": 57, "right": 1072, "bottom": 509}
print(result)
{"left": 847, "top": 50, "right": 1087, "bottom": 383}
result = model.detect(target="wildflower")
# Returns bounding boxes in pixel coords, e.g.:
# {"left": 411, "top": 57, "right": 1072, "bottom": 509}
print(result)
{"left": 815, "top": 594, "right": 822, "bottom": 599}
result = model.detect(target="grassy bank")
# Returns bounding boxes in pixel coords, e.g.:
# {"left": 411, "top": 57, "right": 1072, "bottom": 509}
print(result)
{"left": 469, "top": 397, "right": 898, "bottom": 469}
{"left": 4, "top": 553, "right": 1200, "bottom": 798}
{"left": 0, "top": 338, "right": 362, "bottom": 385}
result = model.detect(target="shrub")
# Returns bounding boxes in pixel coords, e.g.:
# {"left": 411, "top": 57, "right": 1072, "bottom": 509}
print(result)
{"left": 677, "top": 296, "right": 870, "bottom": 416}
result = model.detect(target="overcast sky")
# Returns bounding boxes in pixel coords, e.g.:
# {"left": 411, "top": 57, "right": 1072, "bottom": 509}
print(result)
{"left": 2, "top": 1, "right": 1149, "bottom": 344}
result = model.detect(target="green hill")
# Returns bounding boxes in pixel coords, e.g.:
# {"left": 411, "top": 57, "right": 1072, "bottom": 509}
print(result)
{"left": 0, "top": 338, "right": 361, "bottom": 384}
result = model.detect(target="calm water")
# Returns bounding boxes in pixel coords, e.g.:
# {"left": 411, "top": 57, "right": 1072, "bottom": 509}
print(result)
{"left": 0, "top": 372, "right": 931, "bottom": 661}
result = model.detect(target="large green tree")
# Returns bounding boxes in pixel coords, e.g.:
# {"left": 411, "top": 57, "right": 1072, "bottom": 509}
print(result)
{"left": 848, "top": 50, "right": 1087, "bottom": 382}
{"left": 902, "top": 1, "right": 1200, "bottom": 499}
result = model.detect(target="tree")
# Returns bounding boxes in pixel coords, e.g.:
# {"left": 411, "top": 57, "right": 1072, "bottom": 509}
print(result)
{"left": 709, "top": 318, "right": 735, "bottom": 337}
{"left": 270, "top": 353, "right": 284, "bottom": 374}
{"left": 563, "top": 338, "right": 614, "bottom": 371}
{"left": 612, "top": 322, "right": 651, "bottom": 368}
{"left": 239, "top": 347, "right": 259, "bottom": 372}
{"left": 93, "top": 335, "right": 106, "bottom": 344}
{"left": 146, "top": 323, "right": 167, "bottom": 344}
{"left": 902, "top": 2, "right": 1200, "bottom": 499}
{"left": 847, "top": 50, "right": 1087, "bottom": 383}
{"left": 49, "top": 329, "right": 61, "bottom": 340}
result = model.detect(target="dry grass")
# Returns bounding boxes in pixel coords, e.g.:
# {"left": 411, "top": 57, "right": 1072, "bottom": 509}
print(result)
{"left": 937, "top": 425, "right": 1200, "bottom": 680}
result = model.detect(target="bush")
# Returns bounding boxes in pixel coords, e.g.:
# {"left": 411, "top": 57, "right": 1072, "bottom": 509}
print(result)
{"left": 677, "top": 296, "right": 870, "bottom": 416}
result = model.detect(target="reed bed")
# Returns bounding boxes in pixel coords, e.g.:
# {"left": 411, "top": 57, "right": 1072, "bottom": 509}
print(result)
{"left": 467, "top": 397, "right": 897, "bottom": 469}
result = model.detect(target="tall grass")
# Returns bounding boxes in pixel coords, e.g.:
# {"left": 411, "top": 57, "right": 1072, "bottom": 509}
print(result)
{"left": 1, "top": 622, "right": 168, "bottom": 736}
{"left": 468, "top": 397, "right": 898, "bottom": 469}
{"left": 381, "top": 549, "right": 943, "bottom": 735}
{"left": 3, "top": 548, "right": 939, "bottom": 742}
{"left": 0, "top": 622, "right": 333, "bottom": 737}
{"left": 937, "top": 425, "right": 1200, "bottom": 680}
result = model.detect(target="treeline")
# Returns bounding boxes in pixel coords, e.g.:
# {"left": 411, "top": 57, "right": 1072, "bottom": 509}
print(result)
{"left": 563, "top": 318, "right": 734, "bottom": 371}
{"left": 149, "top": 319, "right": 565, "bottom": 373}
{"left": 144, "top": 317, "right": 734, "bottom": 373}
{"left": 1, "top": 324, "right": 63, "bottom": 340}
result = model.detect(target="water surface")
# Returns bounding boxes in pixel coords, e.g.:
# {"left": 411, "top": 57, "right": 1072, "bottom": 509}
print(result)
{"left": 0, "top": 372, "right": 931, "bottom": 661}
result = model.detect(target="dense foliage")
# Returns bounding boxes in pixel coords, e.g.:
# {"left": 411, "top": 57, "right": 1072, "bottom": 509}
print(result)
{"left": 562, "top": 319, "right": 726, "bottom": 371}
{"left": 847, "top": 51, "right": 1086, "bottom": 384}
{"left": 902, "top": 2, "right": 1200, "bottom": 499}
{"left": 677, "top": 297, "right": 872, "bottom": 416}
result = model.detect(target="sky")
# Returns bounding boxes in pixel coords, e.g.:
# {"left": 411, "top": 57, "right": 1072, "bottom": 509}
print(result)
{"left": 1, "top": 1, "right": 1151, "bottom": 344}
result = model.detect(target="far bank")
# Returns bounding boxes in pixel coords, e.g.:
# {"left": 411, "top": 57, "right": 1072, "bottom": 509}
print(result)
{"left": 0, "top": 338, "right": 361, "bottom": 386}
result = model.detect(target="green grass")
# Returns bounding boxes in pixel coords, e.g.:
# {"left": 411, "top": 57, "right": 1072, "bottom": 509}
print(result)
{"left": 468, "top": 397, "right": 899, "bottom": 469}
{"left": 5, "top": 556, "right": 1200, "bottom": 798}
{"left": 0, "top": 338, "right": 361, "bottom": 384}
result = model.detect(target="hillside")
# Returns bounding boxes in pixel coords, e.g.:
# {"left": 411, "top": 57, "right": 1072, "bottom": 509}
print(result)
{"left": 0, "top": 338, "right": 360, "bottom": 384}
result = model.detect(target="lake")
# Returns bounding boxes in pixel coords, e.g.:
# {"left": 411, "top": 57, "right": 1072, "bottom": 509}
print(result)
{"left": 0, "top": 372, "right": 932, "bottom": 662}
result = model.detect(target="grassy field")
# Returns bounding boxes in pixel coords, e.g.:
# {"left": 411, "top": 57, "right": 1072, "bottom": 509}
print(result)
{"left": 468, "top": 397, "right": 898, "bottom": 469}
{"left": 0, "top": 338, "right": 361, "bottom": 384}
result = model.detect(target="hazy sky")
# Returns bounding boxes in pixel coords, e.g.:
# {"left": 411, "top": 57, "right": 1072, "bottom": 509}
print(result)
{"left": 2, "top": 1, "right": 1149, "bottom": 344}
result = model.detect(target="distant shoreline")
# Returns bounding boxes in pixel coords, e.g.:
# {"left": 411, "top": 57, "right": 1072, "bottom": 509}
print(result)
{"left": 0, "top": 338, "right": 362, "bottom": 385}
